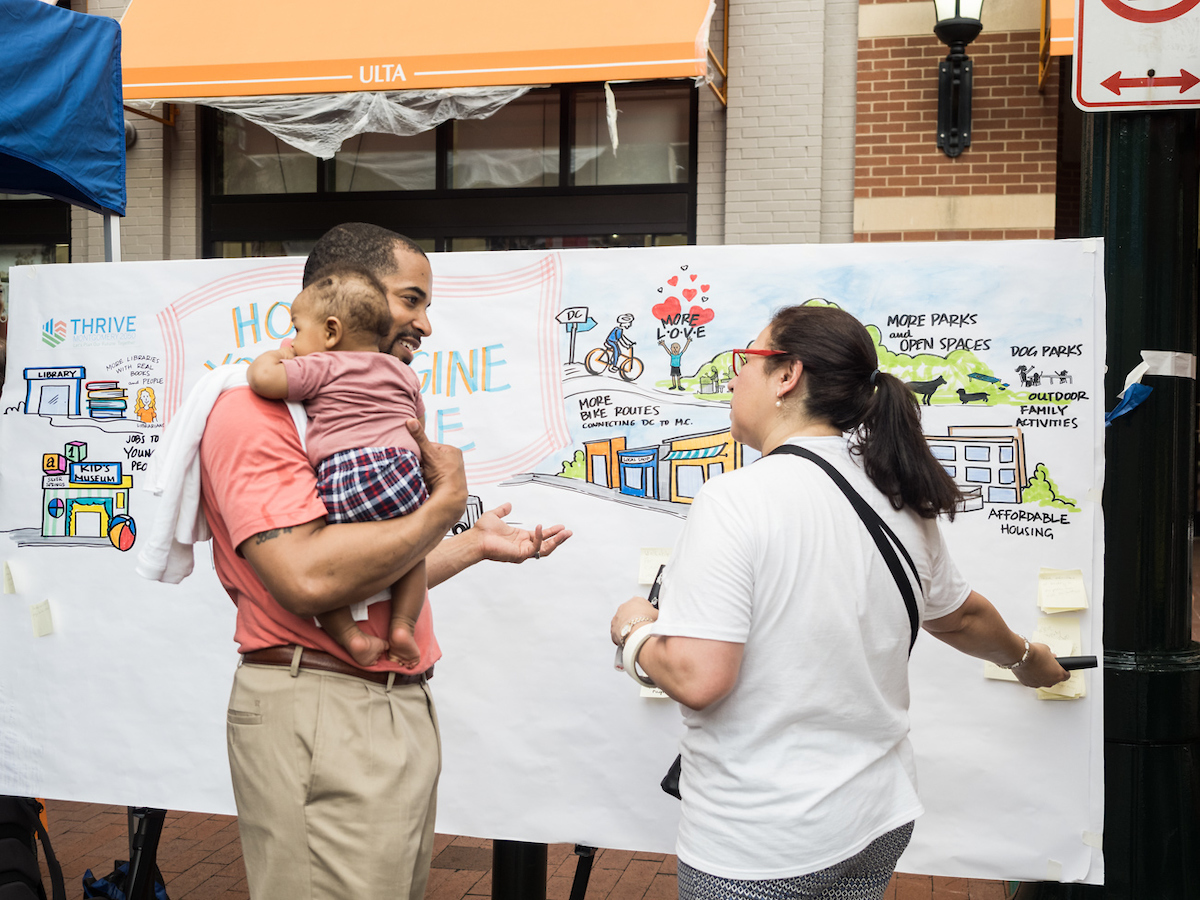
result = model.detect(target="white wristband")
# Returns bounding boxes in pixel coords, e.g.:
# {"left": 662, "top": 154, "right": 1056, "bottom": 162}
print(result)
{"left": 621, "top": 623, "right": 658, "bottom": 688}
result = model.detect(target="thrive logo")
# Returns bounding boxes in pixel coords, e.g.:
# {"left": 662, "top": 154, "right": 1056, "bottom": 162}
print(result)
{"left": 42, "top": 319, "right": 67, "bottom": 348}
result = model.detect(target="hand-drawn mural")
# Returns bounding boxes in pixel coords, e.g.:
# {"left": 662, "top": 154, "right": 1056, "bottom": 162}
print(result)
{"left": 0, "top": 243, "right": 1105, "bottom": 885}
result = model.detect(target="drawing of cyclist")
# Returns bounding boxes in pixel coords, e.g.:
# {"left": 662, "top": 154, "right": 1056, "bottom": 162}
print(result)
{"left": 605, "top": 313, "right": 635, "bottom": 371}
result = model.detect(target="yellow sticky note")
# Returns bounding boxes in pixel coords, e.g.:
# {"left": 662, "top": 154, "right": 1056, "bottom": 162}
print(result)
{"left": 1033, "top": 615, "right": 1086, "bottom": 700}
{"left": 983, "top": 620, "right": 1080, "bottom": 690}
{"left": 638, "top": 548, "right": 671, "bottom": 585}
{"left": 1033, "top": 615, "right": 1081, "bottom": 654}
{"left": 1038, "top": 567, "right": 1088, "bottom": 613}
{"left": 2, "top": 562, "right": 15, "bottom": 595}
{"left": 30, "top": 600, "right": 53, "bottom": 637}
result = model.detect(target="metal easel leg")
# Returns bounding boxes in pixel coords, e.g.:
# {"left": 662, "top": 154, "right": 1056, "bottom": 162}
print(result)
{"left": 126, "top": 807, "right": 166, "bottom": 900}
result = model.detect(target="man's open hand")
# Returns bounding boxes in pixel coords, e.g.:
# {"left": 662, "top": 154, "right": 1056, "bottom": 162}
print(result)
{"left": 473, "top": 502, "right": 572, "bottom": 564}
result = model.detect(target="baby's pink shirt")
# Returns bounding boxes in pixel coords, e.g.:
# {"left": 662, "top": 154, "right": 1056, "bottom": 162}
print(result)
{"left": 281, "top": 351, "right": 425, "bottom": 467}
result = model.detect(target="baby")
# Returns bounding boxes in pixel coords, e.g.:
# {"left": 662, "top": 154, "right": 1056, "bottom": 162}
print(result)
{"left": 247, "top": 266, "right": 427, "bottom": 668}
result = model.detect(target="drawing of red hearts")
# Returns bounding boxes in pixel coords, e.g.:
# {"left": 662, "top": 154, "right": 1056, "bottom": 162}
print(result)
{"left": 653, "top": 296, "right": 682, "bottom": 320}
{"left": 667, "top": 276, "right": 679, "bottom": 286}
{"left": 690, "top": 274, "right": 698, "bottom": 282}
{"left": 682, "top": 288, "right": 697, "bottom": 301}
{"left": 701, "top": 284, "right": 710, "bottom": 292}
{"left": 689, "top": 305, "right": 715, "bottom": 325}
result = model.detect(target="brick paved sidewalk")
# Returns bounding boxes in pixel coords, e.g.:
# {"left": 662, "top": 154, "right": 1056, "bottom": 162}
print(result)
{"left": 38, "top": 800, "right": 1011, "bottom": 900}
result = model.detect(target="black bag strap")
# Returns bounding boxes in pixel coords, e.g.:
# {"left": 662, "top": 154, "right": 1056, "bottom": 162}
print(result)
{"left": 767, "top": 444, "right": 922, "bottom": 654}
{"left": 27, "top": 801, "right": 65, "bottom": 900}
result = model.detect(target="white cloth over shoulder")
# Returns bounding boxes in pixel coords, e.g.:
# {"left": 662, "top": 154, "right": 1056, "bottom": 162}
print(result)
{"left": 653, "top": 435, "right": 971, "bottom": 881}
{"left": 135, "top": 367, "right": 310, "bottom": 584}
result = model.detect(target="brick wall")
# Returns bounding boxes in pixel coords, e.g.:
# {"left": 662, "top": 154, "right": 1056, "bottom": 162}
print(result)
{"left": 70, "top": 0, "right": 201, "bottom": 261}
{"left": 855, "top": 0, "right": 1060, "bottom": 241}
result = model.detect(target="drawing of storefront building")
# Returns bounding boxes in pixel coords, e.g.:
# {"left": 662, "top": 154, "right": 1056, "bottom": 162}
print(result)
{"left": 41, "top": 462, "right": 132, "bottom": 538}
{"left": 617, "top": 448, "right": 661, "bottom": 499}
{"left": 925, "top": 426, "right": 1028, "bottom": 504}
{"left": 657, "top": 429, "right": 758, "bottom": 504}
{"left": 584, "top": 437, "right": 625, "bottom": 489}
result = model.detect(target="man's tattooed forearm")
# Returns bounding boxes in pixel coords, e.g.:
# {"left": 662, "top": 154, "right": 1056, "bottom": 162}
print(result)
{"left": 253, "top": 526, "right": 295, "bottom": 545}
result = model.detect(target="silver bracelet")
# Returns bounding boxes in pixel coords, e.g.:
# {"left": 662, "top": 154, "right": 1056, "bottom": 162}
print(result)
{"left": 998, "top": 635, "right": 1031, "bottom": 670}
{"left": 618, "top": 616, "right": 655, "bottom": 647}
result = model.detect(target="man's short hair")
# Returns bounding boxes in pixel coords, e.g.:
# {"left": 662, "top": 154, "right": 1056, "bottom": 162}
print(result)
{"left": 301, "top": 266, "right": 392, "bottom": 341}
{"left": 303, "top": 223, "right": 427, "bottom": 288}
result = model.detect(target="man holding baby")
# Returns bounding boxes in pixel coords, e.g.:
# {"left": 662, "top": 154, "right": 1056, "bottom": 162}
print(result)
{"left": 199, "top": 223, "right": 570, "bottom": 900}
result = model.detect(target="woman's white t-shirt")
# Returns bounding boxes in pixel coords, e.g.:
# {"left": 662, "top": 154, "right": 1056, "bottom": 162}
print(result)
{"left": 653, "top": 435, "right": 970, "bottom": 880}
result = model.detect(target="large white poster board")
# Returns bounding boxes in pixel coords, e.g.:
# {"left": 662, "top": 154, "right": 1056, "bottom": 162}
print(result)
{"left": 0, "top": 241, "right": 1105, "bottom": 884}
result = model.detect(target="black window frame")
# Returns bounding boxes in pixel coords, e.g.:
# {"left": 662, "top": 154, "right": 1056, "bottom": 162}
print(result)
{"left": 0, "top": 198, "right": 71, "bottom": 248}
{"left": 200, "top": 81, "right": 699, "bottom": 254}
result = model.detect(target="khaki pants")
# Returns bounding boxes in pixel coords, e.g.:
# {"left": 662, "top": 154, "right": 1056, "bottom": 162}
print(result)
{"left": 227, "top": 661, "right": 441, "bottom": 900}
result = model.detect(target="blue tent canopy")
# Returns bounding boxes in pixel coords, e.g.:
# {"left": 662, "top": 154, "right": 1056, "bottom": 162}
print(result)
{"left": 0, "top": 0, "right": 125, "bottom": 216}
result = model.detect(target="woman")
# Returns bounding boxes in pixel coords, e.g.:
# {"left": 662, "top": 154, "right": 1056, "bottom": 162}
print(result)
{"left": 610, "top": 305, "right": 1068, "bottom": 900}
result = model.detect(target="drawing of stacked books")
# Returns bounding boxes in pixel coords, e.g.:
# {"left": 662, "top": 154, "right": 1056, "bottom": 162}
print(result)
{"left": 85, "top": 381, "right": 128, "bottom": 419}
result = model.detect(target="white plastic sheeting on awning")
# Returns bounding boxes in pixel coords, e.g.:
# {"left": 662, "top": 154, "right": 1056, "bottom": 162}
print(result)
{"left": 128, "top": 86, "right": 534, "bottom": 159}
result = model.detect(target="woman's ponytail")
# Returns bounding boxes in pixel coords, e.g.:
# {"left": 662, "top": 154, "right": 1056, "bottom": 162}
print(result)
{"left": 855, "top": 372, "right": 963, "bottom": 519}
{"left": 766, "top": 305, "right": 963, "bottom": 519}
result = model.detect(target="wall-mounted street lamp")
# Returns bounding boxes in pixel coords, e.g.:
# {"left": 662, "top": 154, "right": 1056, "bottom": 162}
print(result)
{"left": 934, "top": 0, "right": 984, "bottom": 157}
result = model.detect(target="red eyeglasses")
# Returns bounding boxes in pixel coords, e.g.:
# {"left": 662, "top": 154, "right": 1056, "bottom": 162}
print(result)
{"left": 730, "top": 348, "right": 788, "bottom": 375}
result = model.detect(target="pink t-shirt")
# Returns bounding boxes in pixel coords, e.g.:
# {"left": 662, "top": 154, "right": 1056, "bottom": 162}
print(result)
{"left": 198, "top": 387, "right": 441, "bottom": 672}
{"left": 281, "top": 351, "right": 425, "bottom": 468}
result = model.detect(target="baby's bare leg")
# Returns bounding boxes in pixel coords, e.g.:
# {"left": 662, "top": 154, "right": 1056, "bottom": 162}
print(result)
{"left": 317, "top": 606, "right": 387, "bottom": 667}
{"left": 387, "top": 559, "right": 426, "bottom": 667}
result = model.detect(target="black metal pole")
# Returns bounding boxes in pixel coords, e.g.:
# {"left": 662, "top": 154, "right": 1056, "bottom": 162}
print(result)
{"left": 491, "top": 839, "right": 547, "bottom": 900}
{"left": 568, "top": 845, "right": 596, "bottom": 900}
{"left": 1080, "top": 109, "right": 1200, "bottom": 899}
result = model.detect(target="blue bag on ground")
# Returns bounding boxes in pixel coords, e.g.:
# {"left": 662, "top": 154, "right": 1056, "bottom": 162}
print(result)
{"left": 81, "top": 862, "right": 168, "bottom": 900}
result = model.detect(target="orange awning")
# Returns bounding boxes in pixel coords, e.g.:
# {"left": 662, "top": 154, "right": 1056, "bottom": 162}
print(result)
{"left": 120, "top": 0, "right": 715, "bottom": 101}
{"left": 1049, "top": 0, "right": 1074, "bottom": 56}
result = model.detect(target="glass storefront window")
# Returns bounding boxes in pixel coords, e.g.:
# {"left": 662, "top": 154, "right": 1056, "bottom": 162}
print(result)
{"left": 0, "top": 243, "right": 68, "bottom": 340}
{"left": 215, "top": 240, "right": 316, "bottom": 258}
{"left": 334, "top": 131, "right": 436, "bottom": 192}
{"left": 204, "top": 83, "right": 695, "bottom": 253}
{"left": 448, "top": 234, "right": 687, "bottom": 252}
{"left": 216, "top": 237, "right": 435, "bottom": 258}
{"left": 451, "top": 93, "right": 560, "bottom": 189}
{"left": 573, "top": 86, "right": 690, "bottom": 186}
{"left": 217, "top": 112, "right": 317, "bottom": 195}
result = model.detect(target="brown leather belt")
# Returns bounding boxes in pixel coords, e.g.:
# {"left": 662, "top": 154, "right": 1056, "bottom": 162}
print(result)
{"left": 241, "top": 646, "right": 431, "bottom": 686}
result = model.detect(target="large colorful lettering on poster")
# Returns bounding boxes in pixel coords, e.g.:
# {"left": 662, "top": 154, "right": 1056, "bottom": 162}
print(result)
{"left": 0, "top": 241, "right": 1105, "bottom": 883}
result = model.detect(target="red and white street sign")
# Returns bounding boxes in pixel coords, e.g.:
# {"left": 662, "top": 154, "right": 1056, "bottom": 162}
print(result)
{"left": 1074, "top": 0, "right": 1200, "bottom": 110}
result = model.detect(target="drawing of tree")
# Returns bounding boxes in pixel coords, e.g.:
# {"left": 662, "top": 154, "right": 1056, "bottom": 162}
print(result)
{"left": 558, "top": 449, "right": 586, "bottom": 480}
{"left": 1022, "top": 463, "right": 1080, "bottom": 511}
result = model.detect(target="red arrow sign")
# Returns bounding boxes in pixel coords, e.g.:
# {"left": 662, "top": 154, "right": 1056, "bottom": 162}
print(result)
{"left": 1102, "top": 69, "right": 1200, "bottom": 94}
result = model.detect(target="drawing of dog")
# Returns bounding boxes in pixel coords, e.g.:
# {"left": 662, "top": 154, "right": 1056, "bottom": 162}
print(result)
{"left": 957, "top": 388, "right": 989, "bottom": 404}
{"left": 905, "top": 375, "right": 946, "bottom": 405}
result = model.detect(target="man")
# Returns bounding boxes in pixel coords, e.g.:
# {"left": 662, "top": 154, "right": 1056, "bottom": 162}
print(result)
{"left": 199, "top": 223, "right": 570, "bottom": 900}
